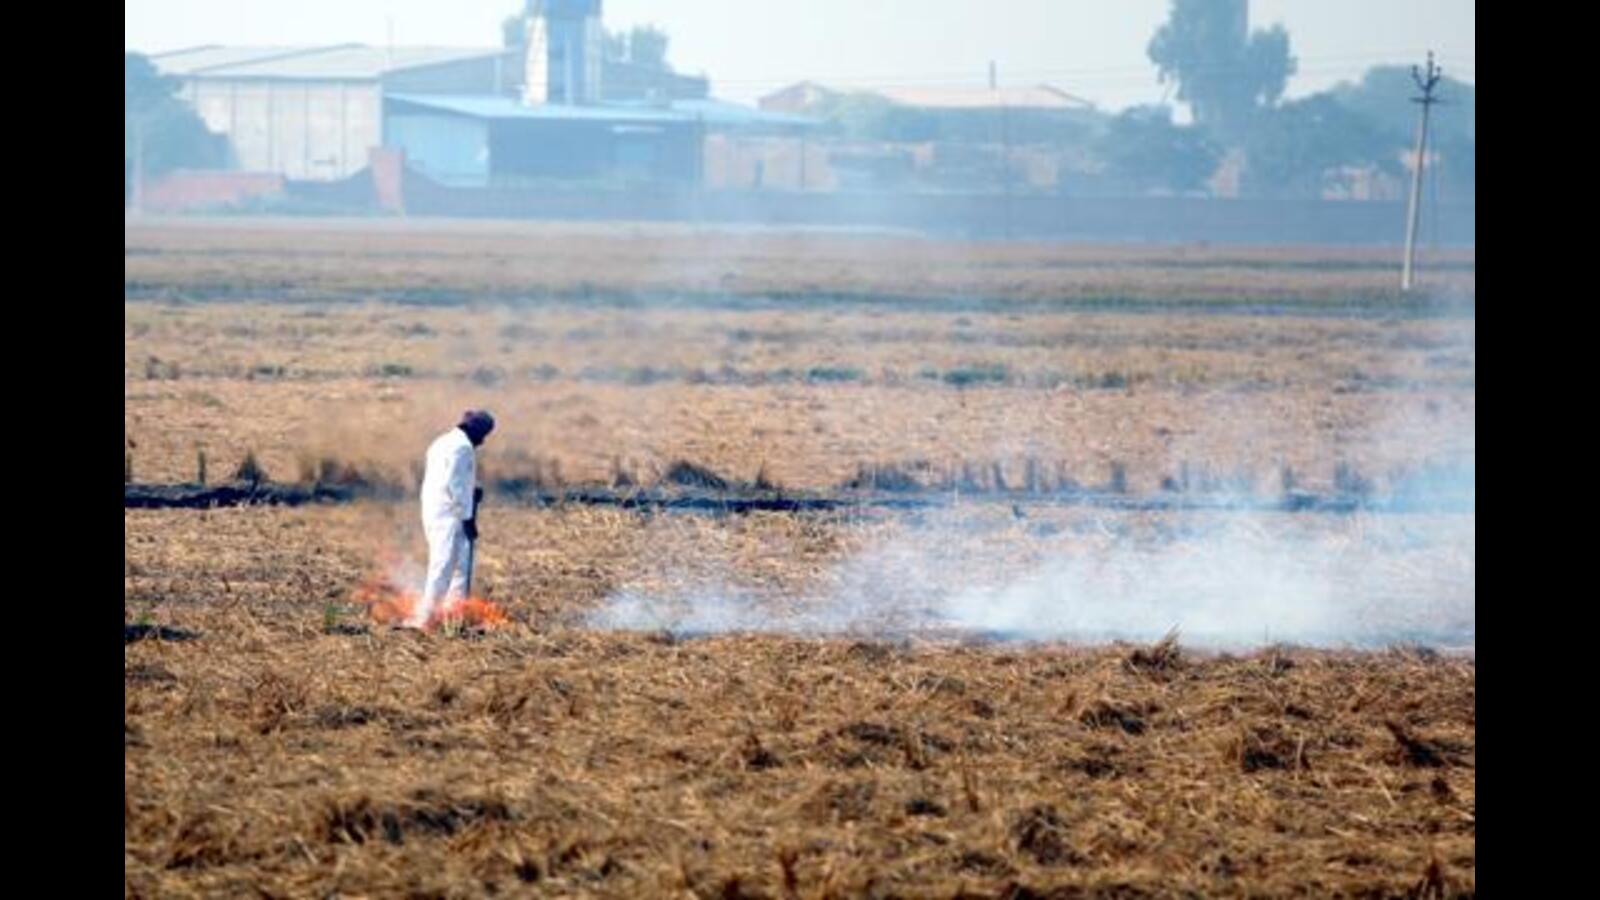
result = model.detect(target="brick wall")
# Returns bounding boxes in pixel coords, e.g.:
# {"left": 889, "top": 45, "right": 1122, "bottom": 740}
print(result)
{"left": 140, "top": 171, "right": 285, "bottom": 213}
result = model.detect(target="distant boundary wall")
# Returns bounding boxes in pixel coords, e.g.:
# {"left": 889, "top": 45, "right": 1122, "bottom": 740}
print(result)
{"left": 136, "top": 158, "right": 1475, "bottom": 246}
{"left": 139, "top": 170, "right": 285, "bottom": 213}
{"left": 403, "top": 169, "right": 1474, "bottom": 245}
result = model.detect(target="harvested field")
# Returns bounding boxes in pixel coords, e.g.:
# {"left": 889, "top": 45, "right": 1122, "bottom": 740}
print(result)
{"left": 125, "top": 217, "right": 1476, "bottom": 308}
{"left": 124, "top": 293, "right": 1474, "bottom": 495}
{"left": 126, "top": 508, "right": 1474, "bottom": 898}
{"left": 126, "top": 219, "right": 1474, "bottom": 896}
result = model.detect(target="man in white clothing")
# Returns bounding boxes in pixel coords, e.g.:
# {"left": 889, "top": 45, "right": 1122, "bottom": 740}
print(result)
{"left": 406, "top": 409, "right": 495, "bottom": 629}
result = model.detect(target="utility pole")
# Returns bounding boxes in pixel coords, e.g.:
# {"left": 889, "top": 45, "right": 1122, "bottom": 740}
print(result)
{"left": 1401, "top": 51, "right": 1442, "bottom": 292}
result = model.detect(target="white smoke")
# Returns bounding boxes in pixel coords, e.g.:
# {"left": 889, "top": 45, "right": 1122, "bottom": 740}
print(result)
{"left": 935, "top": 515, "right": 1473, "bottom": 647}
{"left": 586, "top": 501, "right": 1475, "bottom": 650}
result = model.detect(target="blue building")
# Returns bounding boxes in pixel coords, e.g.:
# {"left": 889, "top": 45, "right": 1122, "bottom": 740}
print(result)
{"left": 154, "top": 0, "right": 812, "bottom": 188}
{"left": 385, "top": 95, "right": 810, "bottom": 187}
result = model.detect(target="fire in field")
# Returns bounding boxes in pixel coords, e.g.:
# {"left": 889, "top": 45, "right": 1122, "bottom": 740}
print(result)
{"left": 126, "top": 220, "right": 1473, "bottom": 897}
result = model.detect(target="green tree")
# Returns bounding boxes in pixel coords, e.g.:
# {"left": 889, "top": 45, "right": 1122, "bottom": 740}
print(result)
{"left": 125, "top": 53, "right": 227, "bottom": 202}
{"left": 603, "top": 28, "right": 627, "bottom": 62}
{"left": 1096, "top": 105, "right": 1221, "bottom": 194}
{"left": 1241, "top": 94, "right": 1402, "bottom": 197}
{"left": 628, "top": 25, "right": 670, "bottom": 71}
{"left": 1147, "top": 0, "right": 1295, "bottom": 141}
{"left": 1434, "top": 130, "right": 1475, "bottom": 200}
{"left": 1328, "top": 65, "right": 1474, "bottom": 144}
{"left": 1327, "top": 65, "right": 1473, "bottom": 201}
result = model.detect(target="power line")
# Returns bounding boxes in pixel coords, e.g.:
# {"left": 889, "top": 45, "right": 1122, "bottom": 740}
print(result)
{"left": 704, "top": 50, "right": 1475, "bottom": 90}
{"left": 710, "top": 49, "right": 1473, "bottom": 83}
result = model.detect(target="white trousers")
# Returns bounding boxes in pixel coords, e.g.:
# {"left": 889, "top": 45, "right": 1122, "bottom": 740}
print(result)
{"left": 410, "top": 517, "right": 471, "bottom": 627}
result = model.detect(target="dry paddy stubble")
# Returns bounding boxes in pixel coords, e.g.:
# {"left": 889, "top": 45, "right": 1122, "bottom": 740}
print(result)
{"left": 127, "top": 502, "right": 1473, "bottom": 896}
{"left": 125, "top": 301, "right": 1474, "bottom": 494}
{"left": 126, "top": 222, "right": 1474, "bottom": 897}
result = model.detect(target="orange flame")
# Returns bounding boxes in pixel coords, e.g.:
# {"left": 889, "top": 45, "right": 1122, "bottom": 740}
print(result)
{"left": 353, "top": 572, "right": 512, "bottom": 631}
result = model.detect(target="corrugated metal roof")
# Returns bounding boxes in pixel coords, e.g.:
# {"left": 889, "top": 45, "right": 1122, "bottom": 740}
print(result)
{"left": 871, "top": 85, "right": 1093, "bottom": 110}
{"left": 670, "top": 99, "right": 817, "bottom": 128}
{"left": 151, "top": 45, "right": 508, "bottom": 80}
{"left": 387, "top": 94, "right": 818, "bottom": 128}
{"left": 389, "top": 95, "right": 685, "bottom": 122}
{"left": 149, "top": 45, "right": 318, "bottom": 75}
{"left": 762, "top": 81, "right": 1095, "bottom": 112}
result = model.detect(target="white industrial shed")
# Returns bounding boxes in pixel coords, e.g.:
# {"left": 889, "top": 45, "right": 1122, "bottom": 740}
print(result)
{"left": 152, "top": 44, "right": 516, "bottom": 180}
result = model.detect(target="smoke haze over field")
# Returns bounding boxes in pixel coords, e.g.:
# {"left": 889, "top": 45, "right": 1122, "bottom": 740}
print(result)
{"left": 586, "top": 305, "right": 1474, "bottom": 651}
{"left": 589, "top": 498, "right": 1474, "bottom": 650}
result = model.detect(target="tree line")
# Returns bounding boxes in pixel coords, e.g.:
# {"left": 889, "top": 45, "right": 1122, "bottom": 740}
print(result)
{"left": 126, "top": 2, "right": 1474, "bottom": 201}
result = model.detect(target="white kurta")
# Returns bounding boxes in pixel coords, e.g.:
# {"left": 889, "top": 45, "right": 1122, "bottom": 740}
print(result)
{"left": 410, "top": 427, "right": 477, "bottom": 627}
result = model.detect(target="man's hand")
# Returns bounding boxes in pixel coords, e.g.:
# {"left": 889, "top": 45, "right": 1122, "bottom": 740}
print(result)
{"left": 463, "top": 518, "right": 479, "bottom": 542}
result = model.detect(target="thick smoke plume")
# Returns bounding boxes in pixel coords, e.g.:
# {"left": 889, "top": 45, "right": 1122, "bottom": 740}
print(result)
{"left": 588, "top": 471, "right": 1474, "bottom": 650}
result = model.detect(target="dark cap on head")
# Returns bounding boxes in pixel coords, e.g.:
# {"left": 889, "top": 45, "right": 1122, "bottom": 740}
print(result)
{"left": 459, "top": 409, "right": 496, "bottom": 443}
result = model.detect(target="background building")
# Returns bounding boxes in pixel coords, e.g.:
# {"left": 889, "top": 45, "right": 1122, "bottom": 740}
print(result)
{"left": 757, "top": 80, "right": 1098, "bottom": 192}
{"left": 153, "top": 44, "right": 516, "bottom": 180}
{"left": 152, "top": 1, "right": 809, "bottom": 187}
{"left": 523, "top": 0, "right": 603, "bottom": 105}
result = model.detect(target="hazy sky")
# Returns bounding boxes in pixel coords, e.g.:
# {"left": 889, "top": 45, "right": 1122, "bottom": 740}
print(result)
{"left": 125, "top": 1, "right": 1474, "bottom": 109}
